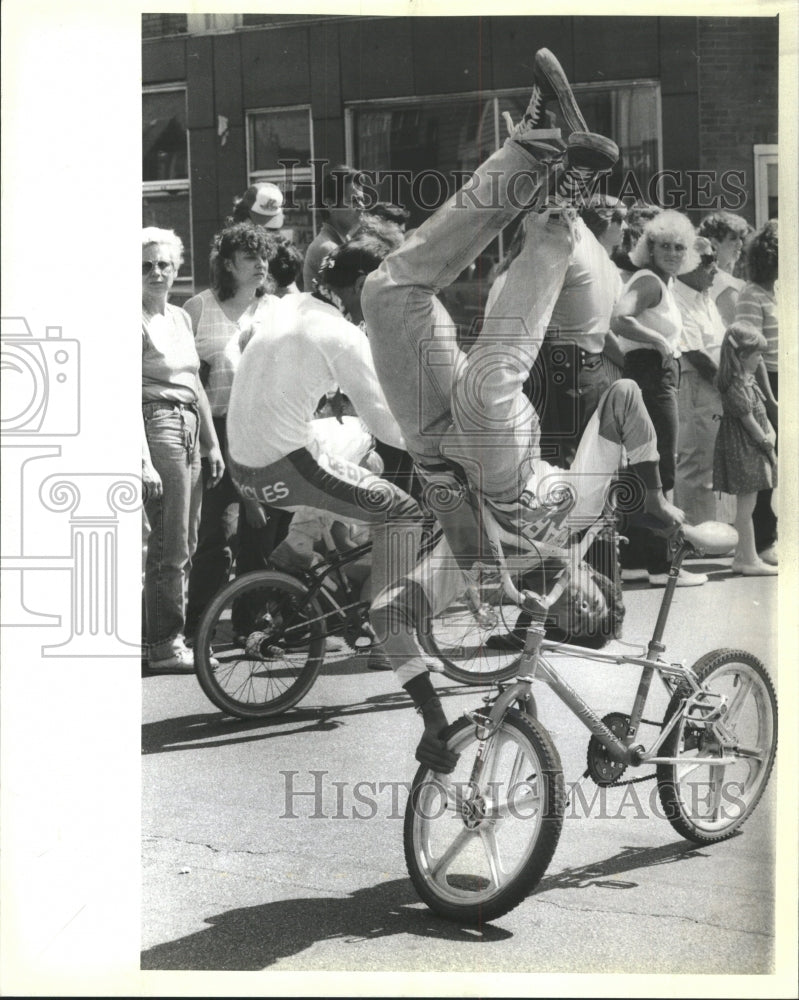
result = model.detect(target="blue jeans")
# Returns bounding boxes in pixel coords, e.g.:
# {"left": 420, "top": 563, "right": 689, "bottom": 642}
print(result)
{"left": 674, "top": 368, "right": 721, "bottom": 525}
{"left": 143, "top": 402, "right": 202, "bottom": 656}
{"left": 362, "top": 136, "right": 572, "bottom": 502}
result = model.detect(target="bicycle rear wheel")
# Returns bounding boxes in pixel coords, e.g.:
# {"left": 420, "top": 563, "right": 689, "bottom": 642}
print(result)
{"left": 419, "top": 583, "right": 525, "bottom": 686}
{"left": 404, "top": 710, "right": 564, "bottom": 924}
{"left": 656, "top": 649, "right": 777, "bottom": 844}
{"left": 195, "top": 571, "right": 326, "bottom": 719}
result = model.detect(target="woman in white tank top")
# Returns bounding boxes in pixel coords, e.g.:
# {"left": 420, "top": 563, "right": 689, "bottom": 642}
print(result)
{"left": 611, "top": 210, "right": 706, "bottom": 586}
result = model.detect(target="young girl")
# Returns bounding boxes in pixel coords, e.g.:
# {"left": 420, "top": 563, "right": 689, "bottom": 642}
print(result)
{"left": 713, "top": 323, "right": 778, "bottom": 575}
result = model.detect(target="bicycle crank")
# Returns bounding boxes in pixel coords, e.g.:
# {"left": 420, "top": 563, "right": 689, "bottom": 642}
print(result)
{"left": 585, "top": 712, "right": 632, "bottom": 786}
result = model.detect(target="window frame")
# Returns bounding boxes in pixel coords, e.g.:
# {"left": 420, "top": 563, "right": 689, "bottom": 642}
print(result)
{"left": 142, "top": 83, "right": 193, "bottom": 292}
{"left": 753, "top": 143, "right": 778, "bottom": 228}
{"left": 245, "top": 104, "right": 317, "bottom": 235}
{"left": 344, "top": 79, "right": 664, "bottom": 256}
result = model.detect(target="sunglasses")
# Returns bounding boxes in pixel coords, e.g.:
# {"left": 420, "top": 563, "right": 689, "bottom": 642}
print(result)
{"left": 700, "top": 253, "right": 718, "bottom": 266}
{"left": 142, "top": 259, "right": 175, "bottom": 276}
{"left": 655, "top": 241, "right": 687, "bottom": 253}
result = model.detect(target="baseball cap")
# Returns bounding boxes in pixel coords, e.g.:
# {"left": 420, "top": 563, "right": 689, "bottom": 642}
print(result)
{"left": 243, "top": 183, "right": 285, "bottom": 229}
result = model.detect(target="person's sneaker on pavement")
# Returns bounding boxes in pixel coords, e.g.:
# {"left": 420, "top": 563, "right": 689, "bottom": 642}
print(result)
{"left": 146, "top": 642, "right": 195, "bottom": 674}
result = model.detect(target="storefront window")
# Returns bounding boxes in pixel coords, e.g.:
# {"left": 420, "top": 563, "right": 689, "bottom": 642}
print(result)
{"left": 247, "top": 107, "right": 316, "bottom": 258}
{"left": 348, "top": 82, "right": 661, "bottom": 334}
{"left": 142, "top": 86, "right": 192, "bottom": 294}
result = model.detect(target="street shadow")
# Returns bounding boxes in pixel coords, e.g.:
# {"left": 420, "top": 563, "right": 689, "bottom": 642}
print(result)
{"left": 140, "top": 876, "right": 511, "bottom": 970}
{"left": 532, "top": 838, "right": 726, "bottom": 893}
{"left": 142, "top": 685, "right": 468, "bottom": 756}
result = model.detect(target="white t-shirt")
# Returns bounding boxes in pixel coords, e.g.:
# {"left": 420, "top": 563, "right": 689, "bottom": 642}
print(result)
{"left": 227, "top": 293, "right": 405, "bottom": 467}
{"left": 485, "top": 220, "right": 622, "bottom": 354}
{"left": 673, "top": 280, "right": 726, "bottom": 368}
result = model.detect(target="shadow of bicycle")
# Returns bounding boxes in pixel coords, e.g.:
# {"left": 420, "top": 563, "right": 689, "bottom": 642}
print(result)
{"left": 533, "top": 838, "right": 721, "bottom": 893}
{"left": 141, "top": 876, "right": 511, "bottom": 970}
{"left": 141, "top": 685, "right": 467, "bottom": 756}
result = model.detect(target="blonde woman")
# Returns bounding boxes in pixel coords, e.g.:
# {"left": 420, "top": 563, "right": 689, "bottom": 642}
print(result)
{"left": 611, "top": 209, "right": 702, "bottom": 586}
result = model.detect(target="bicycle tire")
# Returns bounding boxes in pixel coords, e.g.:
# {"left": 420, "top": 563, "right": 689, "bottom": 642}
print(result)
{"left": 418, "top": 584, "right": 525, "bottom": 686}
{"left": 404, "top": 709, "right": 564, "bottom": 924}
{"left": 195, "top": 570, "right": 326, "bottom": 719}
{"left": 656, "top": 648, "right": 777, "bottom": 844}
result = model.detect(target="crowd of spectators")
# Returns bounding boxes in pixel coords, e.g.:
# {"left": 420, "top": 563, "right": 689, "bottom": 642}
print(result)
{"left": 141, "top": 161, "right": 778, "bottom": 673}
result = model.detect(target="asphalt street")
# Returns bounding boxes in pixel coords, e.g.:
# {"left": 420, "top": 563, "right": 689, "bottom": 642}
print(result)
{"left": 142, "top": 557, "right": 783, "bottom": 984}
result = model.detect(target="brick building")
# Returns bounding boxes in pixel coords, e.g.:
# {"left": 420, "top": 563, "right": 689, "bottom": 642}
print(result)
{"left": 142, "top": 13, "right": 779, "bottom": 318}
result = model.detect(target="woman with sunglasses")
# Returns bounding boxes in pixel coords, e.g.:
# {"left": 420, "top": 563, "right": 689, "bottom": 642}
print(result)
{"left": 611, "top": 209, "right": 704, "bottom": 587}
{"left": 697, "top": 210, "right": 750, "bottom": 326}
{"left": 142, "top": 227, "right": 223, "bottom": 672}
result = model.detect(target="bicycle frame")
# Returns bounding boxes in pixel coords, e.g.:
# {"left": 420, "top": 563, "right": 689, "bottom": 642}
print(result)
{"left": 282, "top": 532, "right": 374, "bottom": 638}
{"left": 470, "top": 502, "right": 735, "bottom": 770}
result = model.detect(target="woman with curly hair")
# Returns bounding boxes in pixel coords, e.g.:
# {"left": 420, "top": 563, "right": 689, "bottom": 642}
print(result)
{"left": 697, "top": 210, "right": 750, "bottom": 325}
{"left": 183, "top": 222, "right": 285, "bottom": 639}
{"left": 142, "top": 227, "right": 223, "bottom": 671}
{"left": 611, "top": 209, "right": 703, "bottom": 587}
{"left": 734, "top": 219, "right": 778, "bottom": 565}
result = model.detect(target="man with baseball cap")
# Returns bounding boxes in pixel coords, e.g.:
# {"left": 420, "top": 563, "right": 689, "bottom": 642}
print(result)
{"left": 232, "top": 182, "right": 285, "bottom": 230}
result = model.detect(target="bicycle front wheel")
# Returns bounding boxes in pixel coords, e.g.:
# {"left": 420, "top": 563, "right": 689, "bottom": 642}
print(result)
{"left": 195, "top": 571, "right": 326, "bottom": 719}
{"left": 404, "top": 710, "right": 564, "bottom": 924}
{"left": 656, "top": 649, "right": 777, "bottom": 844}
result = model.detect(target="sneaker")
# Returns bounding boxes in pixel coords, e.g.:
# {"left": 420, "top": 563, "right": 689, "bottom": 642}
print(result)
{"left": 555, "top": 132, "right": 619, "bottom": 204}
{"left": 620, "top": 568, "right": 649, "bottom": 582}
{"left": 485, "top": 630, "right": 527, "bottom": 651}
{"left": 757, "top": 544, "right": 778, "bottom": 566}
{"left": 525, "top": 48, "right": 590, "bottom": 136}
{"left": 648, "top": 568, "right": 708, "bottom": 587}
{"left": 366, "top": 647, "right": 393, "bottom": 671}
{"left": 146, "top": 645, "right": 195, "bottom": 674}
{"left": 730, "top": 560, "right": 778, "bottom": 577}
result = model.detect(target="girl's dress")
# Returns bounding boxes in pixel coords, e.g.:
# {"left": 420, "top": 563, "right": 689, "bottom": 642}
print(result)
{"left": 713, "top": 375, "right": 776, "bottom": 494}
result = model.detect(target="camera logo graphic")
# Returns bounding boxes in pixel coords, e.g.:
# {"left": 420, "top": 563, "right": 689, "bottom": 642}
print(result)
{"left": 0, "top": 317, "right": 80, "bottom": 435}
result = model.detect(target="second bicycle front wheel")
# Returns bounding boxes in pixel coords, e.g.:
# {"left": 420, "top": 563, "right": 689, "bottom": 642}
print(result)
{"left": 419, "top": 583, "right": 525, "bottom": 686}
{"left": 195, "top": 570, "right": 326, "bottom": 719}
{"left": 404, "top": 710, "right": 564, "bottom": 924}
{"left": 656, "top": 648, "right": 777, "bottom": 844}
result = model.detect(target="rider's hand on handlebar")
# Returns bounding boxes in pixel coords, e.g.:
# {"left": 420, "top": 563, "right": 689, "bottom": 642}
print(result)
{"left": 643, "top": 491, "right": 685, "bottom": 532}
{"left": 415, "top": 695, "right": 460, "bottom": 774}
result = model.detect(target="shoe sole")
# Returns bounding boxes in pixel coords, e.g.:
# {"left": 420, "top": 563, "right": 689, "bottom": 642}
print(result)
{"left": 535, "top": 48, "right": 588, "bottom": 135}
{"left": 566, "top": 131, "right": 619, "bottom": 172}
{"left": 730, "top": 566, "right": 778, "bottom": 576}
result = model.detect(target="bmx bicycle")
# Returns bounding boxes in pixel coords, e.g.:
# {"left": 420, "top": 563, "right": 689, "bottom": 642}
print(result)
{"left": 402, "top": 500, "right": 778, "bottom": 924}
{"left": 194, "top": 527, "right": 378, "bottom": 719}
{"left": 192, "top": 503, "right": 616, "bottom": 718}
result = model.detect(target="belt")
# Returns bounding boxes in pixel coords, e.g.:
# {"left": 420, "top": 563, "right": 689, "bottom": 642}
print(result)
{"left": 142, "top": 399, "right": 198, "bottom": 415}
{"left": 543, "top": 342, "right": 604, "bottom": 367}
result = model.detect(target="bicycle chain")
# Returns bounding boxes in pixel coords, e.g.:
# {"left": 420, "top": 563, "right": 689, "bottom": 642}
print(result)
{"left": 606, "top": 771, "right": 657, "bottom": 787}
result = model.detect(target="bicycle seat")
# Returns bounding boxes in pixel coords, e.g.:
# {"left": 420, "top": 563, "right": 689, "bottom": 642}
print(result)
{"left": 680, "top": 521, "right": 738, "bottom": 556}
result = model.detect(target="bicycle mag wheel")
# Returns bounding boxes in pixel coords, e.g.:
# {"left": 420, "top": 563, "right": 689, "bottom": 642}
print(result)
{"left": 194, "top": 571, "right": 326, "bottom": 719}
{"left": 404, "top": 710, "right": 564, "bottom": 924}
{"left": 419, "top": 583, "right": 525, "bottom": 686}
{"left": 657, "top": 649, "right": 777, "bottom": 844}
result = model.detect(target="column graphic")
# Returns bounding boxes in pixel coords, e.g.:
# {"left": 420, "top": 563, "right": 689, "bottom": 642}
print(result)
{"left": 1, "top": 316, "right": 143, "bottom": 657}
